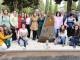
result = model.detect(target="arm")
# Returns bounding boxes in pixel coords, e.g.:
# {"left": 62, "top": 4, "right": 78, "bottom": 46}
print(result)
{"left": 64, "top": 19, "right": 69, "bottom": 27}
{"left": 0, "top": 35, "right": 11, "bottom": 40}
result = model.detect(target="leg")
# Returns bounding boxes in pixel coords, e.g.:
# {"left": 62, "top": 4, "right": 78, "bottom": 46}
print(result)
{"left": 4, "top": 40, "right": 7, "bottom": 45}
{"left": 33, "top": 30, "right": 36, "bottom": 40}
{"left": 19, "top": 39, "right": 24, "bottom": 46}
{"left": 0, "top": 43, "right": 7, "bottom": 50}
{"left": 54, "top": 29, "right": 57, "bottom": 38}
{"left": 61, "top": 36, "right": 66, "bottom": 44}
{"left": 12, "top": 28, "right": 17, "bottom": 41}
{"left": 7, "top": 38, "right": 11, "bottom": 46}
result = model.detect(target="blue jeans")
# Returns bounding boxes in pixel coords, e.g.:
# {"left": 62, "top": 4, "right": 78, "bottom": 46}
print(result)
{"left": 69, "top": 37, "right": 79, "bottom": 45}
{"left": 60, "top": 36, "right": 66, "bottom": 44}
{"left": 54, "top": 29, "right": 60, "bottom": 37}
{"left": 19, "top": 38, "right": 28, "bottom": 47}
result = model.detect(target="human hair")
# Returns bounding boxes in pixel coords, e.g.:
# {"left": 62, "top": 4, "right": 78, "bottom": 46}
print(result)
{"left": 74, "top": 25, "right": 80, "bottom": 31}
{"left": 60, "top": 25, "right": 66, "bottom": 33}
{"left": 69, "top": 13, "right": 73, "bottom": 17}
{"left": 56, "top": 11, "right": 61, "bottom": 17}
{"left": 2, "top": 9, "right": 8, "bottom": 15}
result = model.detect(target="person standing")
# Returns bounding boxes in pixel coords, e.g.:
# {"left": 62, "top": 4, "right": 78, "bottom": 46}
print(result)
{"left": 54, "top": 12, "right": 63, "bottom": 38}
{"left": 1, "top": 9, "right": 11, "bottom": 28}
{"left": 26, "top": 13, "right": 31, "bottom": 38}
{"left": 64, "top": 13, "right": 77, "bottom": 37}
{"left": 30, "top": 12, "right": 38, "bottom": 40}
{"left": 38, "top": 11, "right": 45, "bottom": 37}
{"left": 10, "top": 11, "right": 18, "bottom": 41}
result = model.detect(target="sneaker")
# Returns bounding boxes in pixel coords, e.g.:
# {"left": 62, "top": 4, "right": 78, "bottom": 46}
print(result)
{"left": 73, "top": 45, "right": 76, "bottom": 48}
{"left": 7, "top": 45, "right": 10, "bottom": 48}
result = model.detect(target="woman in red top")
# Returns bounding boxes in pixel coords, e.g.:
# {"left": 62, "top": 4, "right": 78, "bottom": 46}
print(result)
{"left": 18, "top": 12, "right": 22, "bottom": 29}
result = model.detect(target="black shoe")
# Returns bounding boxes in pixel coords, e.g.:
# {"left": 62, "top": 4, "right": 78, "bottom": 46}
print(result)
{"left": 7, "top": 45, "right": 10, "bottom": 48}
{"left": 33, "top": 38, "right": 36, "bottom": 40}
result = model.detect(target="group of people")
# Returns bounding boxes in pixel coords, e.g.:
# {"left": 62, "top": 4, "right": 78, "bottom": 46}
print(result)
{"left": 0, "top": 8, "right": 80, "bottom": 50}
{"left": 0, "top": 9, "right": 46, "bottom": 50}
{"left": 54, "top": 9, "right": 80, "bottom": 48}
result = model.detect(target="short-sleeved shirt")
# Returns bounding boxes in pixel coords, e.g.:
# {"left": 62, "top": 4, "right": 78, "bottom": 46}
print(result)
{"left": 19, "top": 28, "right": 28, "bottom": 37}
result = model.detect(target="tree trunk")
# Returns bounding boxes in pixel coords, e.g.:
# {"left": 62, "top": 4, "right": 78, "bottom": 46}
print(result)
{"left": 67, "top": 0, "right": 72, "bottom": 14}
{"left": 13, "top": 1, "right": 18, "bottom": 11}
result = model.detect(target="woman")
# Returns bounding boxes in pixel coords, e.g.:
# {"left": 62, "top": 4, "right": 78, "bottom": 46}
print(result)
{"left": 10, "top": 11, "right": 18, "bottom": 41}
{"left": 1, "top": 9, "right": 11, "bottom": 28}
{"left": 58, "top": 25, "right": 67, "bottom": 46}
{"left": 30, "top": 12, "right": 38, "bottom": 40}
{"left": 69, "top": 25, "right": 80, "bottom": 48}
{"left": 21, "top": 12, "right": 26, "bottom": 24}
{"left": 26, "top": 13, "right": 31, "bottom": 38}
{"left": 38, "top": 11, "right": 45, "bottom": 37}
{"left": 54, "top": 12, "right": 63, "bottom": 38}
{"left": 19, "top": 24, "right": 28, "bottom": 47}
{"left": 0, "top": 26, "right": 11, "bottom": 50}
{"left": 3, "top": 25, "right": 12, "bottom": 48}
{"left": 64, "top": 13, "right": 77, "bottom": 37}
{"left": 18, "top": 12, "right": 22, "bottom": 29}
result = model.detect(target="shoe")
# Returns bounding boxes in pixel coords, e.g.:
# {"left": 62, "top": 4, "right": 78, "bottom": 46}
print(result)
{"left": 7, "top": 45, "right": 10, "bottom": 48}
{"left": 73, "top": 45, "right": 76, "bottom": 48}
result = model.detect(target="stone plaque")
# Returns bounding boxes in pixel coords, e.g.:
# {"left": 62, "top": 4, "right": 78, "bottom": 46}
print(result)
{"left": 38, "top": 13, "right": 55, "bottom": 42}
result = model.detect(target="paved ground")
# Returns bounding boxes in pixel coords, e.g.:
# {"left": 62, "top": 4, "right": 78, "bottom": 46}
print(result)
{"left": 5, "top": 38, "right": 80, "bottom": 51}
{"left": 0, "top": 51, "right": 80, "bottom": 60}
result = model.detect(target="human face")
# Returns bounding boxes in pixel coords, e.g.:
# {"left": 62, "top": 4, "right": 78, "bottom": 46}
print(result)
{"left": 13, "top": 11, "right": 17, "bottom": 16}
{"left": 71, "top": 10, "right": 75, "bottom": 14}
{"left": 4, "top": 10, "right": 8, "bottom": 15}
{"left": 33, "top": 13, "right": 37, "bottom": 17}
{"left": 22, "top": 24, "right": 25, "bottom": 29}
{"left": 22, "top": 13, "right": 25, "bottom": 18}
{"left": 57, "top": 12, "right": 60, "bottom": 17}
{"left": 41, "top": 12, "right": 44, "bottom": 16}
{"left": 0, "top": 27, "right": 3, "bottom": 32}
{"left": 61, "top": 25, "right": 65, "bottom": 30}
{"left": 75, "top": 26, "right": 79, "bottom": 31}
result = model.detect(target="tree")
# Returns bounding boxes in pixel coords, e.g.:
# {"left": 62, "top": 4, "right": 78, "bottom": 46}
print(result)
{"left": 38, "top": 0, "right": 45, "bottom": 12}
{"left": 45, "top": 0, "right": 49, "bottom": 14}
{"left": 77, "top": 0, "right": 80, "bottom": 11}
{"left": 54, "top": 4, "right": 58, "bottom": 12}
{"left": 72, "top": 1, "right": 76, "bottom": 10}
{"left": 64, "top": 0, "right": 78, "bottom": 13}
{"left": 2, "top": 0, "right": 39, "bottom": 12}
{"left": 54, "top": 0, "right": 78, "bottom": 13}
{"left": 49, "top": 0, "right": 52, "bottom": 13}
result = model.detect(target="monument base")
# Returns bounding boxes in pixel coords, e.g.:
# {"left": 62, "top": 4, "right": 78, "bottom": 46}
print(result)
{"left": 38, "top": 36, "right": 54, "bottom": 42}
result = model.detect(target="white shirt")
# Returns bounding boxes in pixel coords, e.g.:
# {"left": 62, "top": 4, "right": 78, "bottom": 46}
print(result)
{"left": 19, "top": 28, "right": 28, "bottom": 36}
{"left": 26, "top": 17, "right": 31, "bottom": 25}
{"left": 10, "top": 14, "right": 18, "bottom": 27}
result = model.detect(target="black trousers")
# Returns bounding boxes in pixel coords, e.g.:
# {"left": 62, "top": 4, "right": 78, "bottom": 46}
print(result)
{"left": 26, "top": 25, "right": 31, "bottom": 38}
{"left": 11, "top": 27, "right": 17, "bottom": 41}
{"left": 33, "top": 30, "right": 38, "bottom": 40}
{"left": 67, "top": 27, "right": 73, "bottom": 37}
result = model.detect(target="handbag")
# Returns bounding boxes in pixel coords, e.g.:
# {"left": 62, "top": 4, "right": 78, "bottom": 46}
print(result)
{"left": 54, "top": 37, "right": 61, "bottom": 45}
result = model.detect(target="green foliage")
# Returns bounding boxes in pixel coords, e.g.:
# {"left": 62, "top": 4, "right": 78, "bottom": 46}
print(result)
{"left": 38, "top": 0, "right": 45, "bottom": 12}
{"left": 72, "top": 1, "right": 76, "bottom": 10}
{"left": 22, "top": 7, "right": 34, "bottom": 13}
{"left": 54, "top": 4, "right": 58, "bottom": 12}
{"left": 2, "top": 0, "right": 39, "bottom": 12}
{"left": 64, "top": 1, "right": 67, "bottom": 11}
{"left": 45, "top": 0, "right": 49, "bottom": 14}
{"left": 49, "top": 0, "right": 52, "bottom": 13}
{"left": 77, "top": 0, "right": 80, "bottom": 11}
